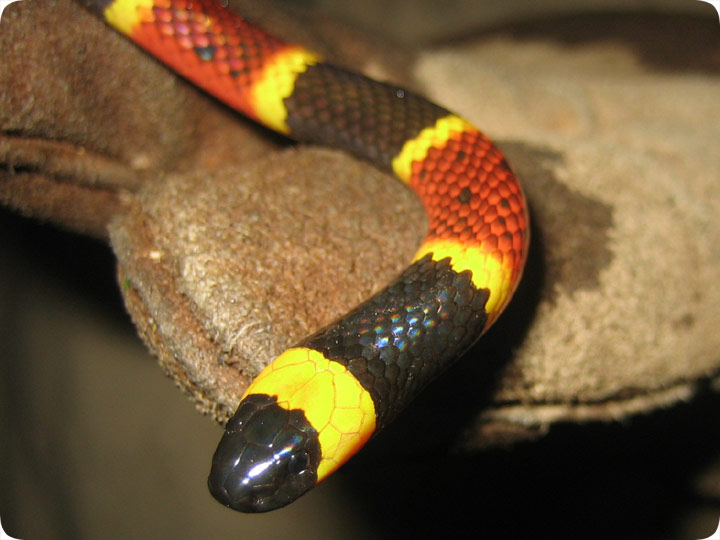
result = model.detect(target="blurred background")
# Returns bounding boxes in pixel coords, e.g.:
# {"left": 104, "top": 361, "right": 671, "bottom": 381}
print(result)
{"left": 2, "top": 1, "right": 720, "bottom": 539}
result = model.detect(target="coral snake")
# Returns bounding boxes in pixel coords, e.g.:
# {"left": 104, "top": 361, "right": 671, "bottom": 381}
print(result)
{"left": 80, "top": 0, "right": 529, "bottom": 513}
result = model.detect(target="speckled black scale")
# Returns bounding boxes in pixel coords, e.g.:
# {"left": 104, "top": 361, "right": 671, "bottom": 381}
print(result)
{"left": 284, "top": 63, "right": 449, "bottom": 172}
{"left": 304, "top": 255, "right": 490, "bottom": 428}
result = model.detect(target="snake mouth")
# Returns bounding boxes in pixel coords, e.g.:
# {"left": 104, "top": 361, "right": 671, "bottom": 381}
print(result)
{"left": 207, "top": 466, "right": 314, "bottom": 513}
{"left": 207, "top": 471, "right": 280, "bottom": 513}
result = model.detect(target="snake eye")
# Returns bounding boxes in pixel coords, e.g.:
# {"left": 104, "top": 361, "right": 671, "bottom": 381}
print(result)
{"left": 287, "top": 450, "right": 310, "bottom": 475}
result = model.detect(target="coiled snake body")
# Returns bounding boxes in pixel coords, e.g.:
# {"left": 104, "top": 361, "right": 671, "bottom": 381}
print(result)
{"left": 81, "top": 0, "right": 529, "bottom": 512}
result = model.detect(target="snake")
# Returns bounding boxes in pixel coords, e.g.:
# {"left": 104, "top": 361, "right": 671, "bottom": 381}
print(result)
{"left": 79, "top": 0, "right": 529, "bottom": 513}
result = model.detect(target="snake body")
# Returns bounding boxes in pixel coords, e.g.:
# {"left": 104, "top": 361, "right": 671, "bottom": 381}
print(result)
{"left": 81, "top": 0, "right": 529, "bottom": 512}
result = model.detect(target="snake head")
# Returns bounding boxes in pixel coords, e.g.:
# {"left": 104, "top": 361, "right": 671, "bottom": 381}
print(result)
{"left": 207, "top": 394, "right": 321, "bottom": 512}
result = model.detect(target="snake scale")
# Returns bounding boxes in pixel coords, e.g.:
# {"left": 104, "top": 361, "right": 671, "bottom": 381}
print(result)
{"left": 79, "top": 0, "right": 529, "bottom": 512}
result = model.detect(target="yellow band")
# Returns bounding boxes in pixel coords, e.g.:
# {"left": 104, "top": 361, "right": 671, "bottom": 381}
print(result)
{"left": 103, "top": 0, "right": 154, "bottom": 35}
{"left": 413, "top": 238, "right": 514, "bottom": 322}
{"left": 391, "top": 114, "right": 475, "bottom": 184}
{"left": 250, "top": 48, "right": 322, "bottom": 134}
{"left": 242, "top": 347, "right": 376, "bottom": 482}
